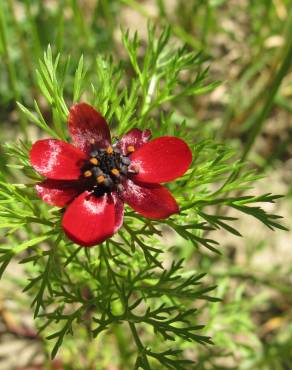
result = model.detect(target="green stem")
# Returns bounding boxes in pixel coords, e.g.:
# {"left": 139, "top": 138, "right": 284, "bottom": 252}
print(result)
{"left": 201, "top": 2, "right": 211, "bottom": 47}
{"left": 241, "top": 37, "right": 292, "bottom": 162}
{"left": 101, "top": 245, "right": 132, "bottom": 368}
{"left": 69, "top": 0, "right": 92, "bottom": 52}
{"left": 221, "top": 12, "right": 292, "bottom": 188}
{"left": 113, "top": 324, "right": 132, "bottom": 369}
{"left": 0, "top": 2, "right": 27, "bottom": 137}
{"left": 8, "top": 0, "right": 35, "bottom": 86}
{"left": 221, "top": 8, "right": 292, "bottom": 142}
{"left": 128, "top": 321, "right": 151, "bottom": 370}
{"left": 24, "top": 0, "right": 42, "bottom": 61}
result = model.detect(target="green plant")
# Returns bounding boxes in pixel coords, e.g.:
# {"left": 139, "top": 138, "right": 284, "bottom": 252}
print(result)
{"left": 0, "top": 25, "right": 287, "bottom": 370}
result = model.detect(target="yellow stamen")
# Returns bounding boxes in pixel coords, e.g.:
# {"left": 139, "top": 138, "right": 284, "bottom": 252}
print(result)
{"left": 90, "top": 158, "right": 99, "bottom": 165}
{"left": 84, "top": 170, "right": 92, "bottom": 178}
{"left": 97, "top": 175, "right": 105, "bottom": 184}
{"left": 106, "top": 146, "right": 113, "bottom": 154}
{"left": 127, "top": 145, "right": 135, "bottom": 153}
{"left": 111, "top": 168, "right": 120, "bottom": 176}
{"left": 89, "top": 139, "right": 95, "bottom": 144}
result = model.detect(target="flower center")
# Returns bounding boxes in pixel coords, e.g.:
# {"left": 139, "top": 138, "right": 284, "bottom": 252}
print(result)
{"left": 80, "top": 145, "right": 135, "bottom": 196}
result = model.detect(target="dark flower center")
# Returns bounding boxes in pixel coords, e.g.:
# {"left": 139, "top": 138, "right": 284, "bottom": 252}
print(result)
{"left": 80, "top": 144, "right": 136, "bottom": 196}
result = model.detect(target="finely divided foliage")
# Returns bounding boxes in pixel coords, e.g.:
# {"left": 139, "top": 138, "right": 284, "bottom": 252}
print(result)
{"left": 0, "top": 27, "right": 287, "bottom": 369}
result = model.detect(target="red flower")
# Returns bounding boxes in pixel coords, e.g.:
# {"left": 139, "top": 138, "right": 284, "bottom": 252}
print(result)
{"left": 30, "top": 103, "right": 192, "bottom": 246}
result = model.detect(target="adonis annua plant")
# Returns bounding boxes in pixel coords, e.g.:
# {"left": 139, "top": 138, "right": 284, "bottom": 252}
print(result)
{"left": 0, "top": 26, "right": 287, "bottom": 369}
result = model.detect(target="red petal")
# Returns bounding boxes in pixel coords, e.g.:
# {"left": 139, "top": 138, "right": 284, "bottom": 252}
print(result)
{"left": 62, "top": 192, "right": 118, "bottom": 247}
{"left": 130, "top": 136, "right": 192, "bottom": 184}
{"left": 30, "top": 139, "right": 86, "bottom": 180}
{"left": 68, "top": 103, "right": 111, "bottom": 153}
{"left": 35, "top": 180, "right": 79, "bottom": 207}
{"left": 118, "top": 128, "right": 151, "bottom": 155}
{"left": 121, "top": 179, "right": 179, "bottom": 219}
